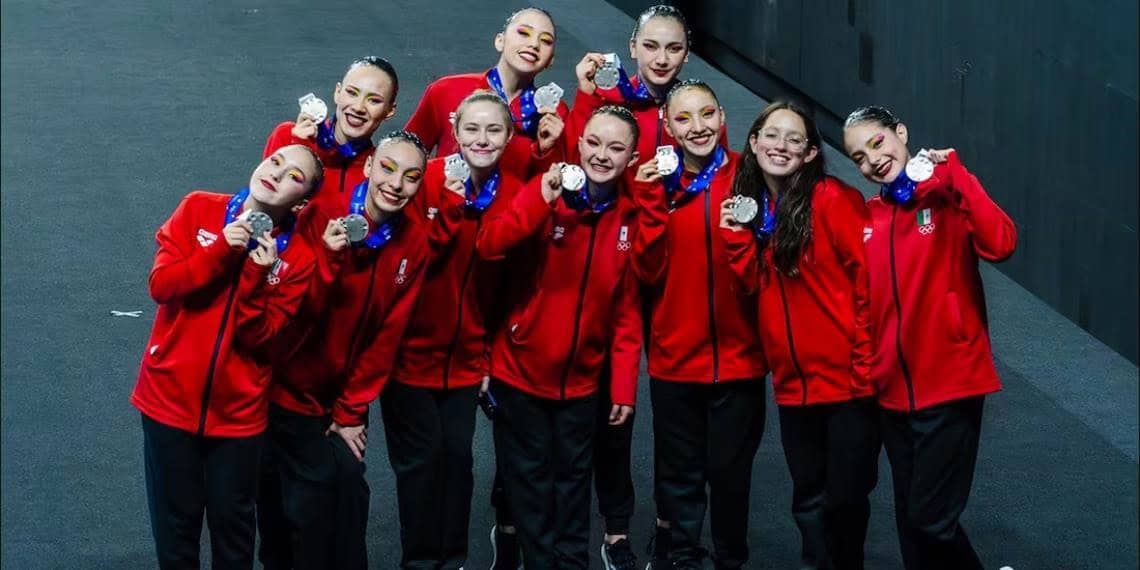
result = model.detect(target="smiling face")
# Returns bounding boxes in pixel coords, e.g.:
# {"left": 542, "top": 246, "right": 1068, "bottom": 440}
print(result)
{"left": 363, "top": 140, "right": 425, "bottom": 215}
{"left": 494, "top": 9, "right": 556, "bottom": 76}
{"left": 454, "top": 98, "right": 512, "bottom": 170}
{"left": 749, "top": 108, "right": 818, "bottom": 180}
{"left": 333, "top": 64, "right": 397, "bottom": 141}
{"left": 843, "top": 120, "right": 911, "bottom": 184}
{"left": 248, "top": 145, "right": 321, "bottom": 207}
{"left": 578, "top": 113, "right": 639, "bottom": 185}
{"left": 665, "top": 86, "right": 723, "bottom": 159}
{"left": 629, "top": 16, "right": 688, "bottom": 89}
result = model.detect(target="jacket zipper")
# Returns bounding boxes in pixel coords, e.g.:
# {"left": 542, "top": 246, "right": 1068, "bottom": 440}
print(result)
{"left": 776, "top": 273, "right": 809, "bottom": 405}
{"left": 345, "top": 255, "right": 381, "bottom": 369}
{"left": 338, "top": 168, "right": 348, "bottom": 194}
{"left": 442, "top": 217, "right": 481, "bottom": 390}
{"left": 560, "top": 219, "right": 598, "bottom": 400}
{"left": 197, "top": 269, "right": 243, "bottom": 435}
{"left": 703, "top": 190, "right": 720, "bottom": 382}
{"left": 889, "top": 206, "right": 916, "bottom": 410}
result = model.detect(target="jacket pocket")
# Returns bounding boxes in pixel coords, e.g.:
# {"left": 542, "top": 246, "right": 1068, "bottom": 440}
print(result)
{"left": 945, "top": 292, "right": 968, "bottom": 344}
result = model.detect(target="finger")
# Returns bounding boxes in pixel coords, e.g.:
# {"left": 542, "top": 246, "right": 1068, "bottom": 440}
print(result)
{"left": 257, "top": 233, "right": 275, "bottom": 250}
{"left": 349, "top": 440, "right": 363, "bottom": 462}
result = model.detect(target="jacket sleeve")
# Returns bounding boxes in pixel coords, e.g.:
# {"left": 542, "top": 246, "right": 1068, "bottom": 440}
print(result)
{"left": 233, "top": 248, "right": 316, "bottom": 351}
{"left": 631, "top": 178, "right": 670, "bottom": 285}
{"left": 404, "top": 82, "right": 442, "bottom": 154}
{"left": 148, "top": 194, "right": 242, "bottom": 304}
{"left": 263, "top": 122, "right": 310, "bottom": 158}
{"left": 407, "top": 172, "right": 468, "bottom": 261}
{"left": 332, "top": 252, "right": 427, "bottom": 426}
{"left": 476, "top": 175, "right": 555, "bottom": 260}
{"left": 609, "top": 266, "right": 642, "bottom": 406}
{"left": 527, "top": 101, "right": 572, "bottom": 177}
{"left": 720, "top": 225, "right": 759, "bottom": 295}
{"left": 945, "top": 152, "right": 1018, "bottom": 262}
{"left": 820, "top": 187, "right": 874, "bottom": 391}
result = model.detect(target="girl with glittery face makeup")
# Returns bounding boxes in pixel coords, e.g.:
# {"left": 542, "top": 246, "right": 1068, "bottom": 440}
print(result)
{"left": 844, "top": 105, "right": 1017, "bottom": 570}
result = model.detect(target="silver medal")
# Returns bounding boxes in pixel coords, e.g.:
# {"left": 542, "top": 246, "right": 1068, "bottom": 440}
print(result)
{"left": 730, "top": 196, "right": 759, "bottom": 224}
{"left": 905, "top": 149, "right": 934, "bottom": 182}
{"left": 655, "top": 145, "right": 679, "bottom": 176}
{"left": 534, "top": 82, "right": 564, "bottom": 110}
{"left": 245, "top": 211, "right": 274, "bottom": 237}
{"left": 298, "top": 92, "right": 328, "bottom": 123}
{"left": 561, "top": 164, "right": 586, "bottom": 191}
{"left": 595, "top": 53, "right": 621, "bottom": 90}
{"left": 342, "top": 214, "right": 369, "bottom": 243}
{"left": 444, "top": 153, "right": 471, "bottom": 182}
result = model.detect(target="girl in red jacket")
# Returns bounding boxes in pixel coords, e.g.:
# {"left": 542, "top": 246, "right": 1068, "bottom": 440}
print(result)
{"left": 476, "top": 106, "right": 643, "bottom": 569}
{"left": 131, "top": 144, "right": 323, "bottom": 569}
{"left": 404, "top": 7, "right": 568, "bottom": 180}
{"left": 843, "top": 106, "right": 1017, "bottom": 570}
{"left": 631, "top": 79, "right": 768, "bottom": 569}
{"left": 256, "top": 132, "right": 430, "bottom": 570}
{"left": 382, "top": 91, "right": 525, "bottom": 570}
{"left": 721, "top": 101, "right": 880, "bottom": 569}
{"left": 263, "top": 56, "right": 399, "bottom": 211}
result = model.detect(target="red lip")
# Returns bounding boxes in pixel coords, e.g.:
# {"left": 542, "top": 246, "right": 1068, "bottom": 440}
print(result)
{"left": 260, "top": 179, "right": 277, "bottom": 192}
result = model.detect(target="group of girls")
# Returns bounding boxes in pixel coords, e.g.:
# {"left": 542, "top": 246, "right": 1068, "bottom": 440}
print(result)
{"left": 130, "top": 4, "right": 1017, "bottom": 570}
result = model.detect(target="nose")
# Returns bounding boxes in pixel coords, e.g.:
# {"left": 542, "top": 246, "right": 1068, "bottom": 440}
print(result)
{"left": 654, "top": 49, "right": 668, "bottom": 66}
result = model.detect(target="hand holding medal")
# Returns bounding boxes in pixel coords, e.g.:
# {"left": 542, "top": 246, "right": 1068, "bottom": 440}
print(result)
{"left": 539, "top": 162, "right": 566, "bottom": 203}
{"left": 292, "top": 93, "right": 328, "bottom": 140}
{"left": 729, "top": 195, "right": 759, "bottom": 224}
{"left": 594, "top": 53, "right": 621, "bottom": 90}
{"left": 323, "top": 219, "right": 351, "bottom": 252}
{"left": 533, "top": 83, "right": 566, "bottom": 153}
{"left": 443, "top": 153, "right": 471, "bottom": 198}
{"left": 574, "top": 53, "right": 609, "bottom": 95}
{"left": 248, "top": 230, "right": 279, "bottom": 267}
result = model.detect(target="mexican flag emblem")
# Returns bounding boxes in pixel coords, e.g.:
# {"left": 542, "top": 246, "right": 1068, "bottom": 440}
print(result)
{"left": 917, "top": 208, "right": 935, "bottom": 235}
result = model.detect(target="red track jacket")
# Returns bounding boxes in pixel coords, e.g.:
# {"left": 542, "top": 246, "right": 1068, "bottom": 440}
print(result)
{"left": 263, "top": 122, "right": 372, "bottom": 211}
{"left": 723, "top": 177, "right": 874, "bottom": 406}
{"left": 132, "top": 191, "right": 316, "bottom": 437}
{"left": 392, "top": 158, "right": 525, "bottom": 390}
{"left": 477, "top": 177, "right": 641, "bottom": 405}
{"left": 269, "top": 202, "right": 429, "bottom": 426}
{"left": 404, "top": 71, "right": 568, "bottom": 179}
{"left": 866, "top": 151, "right": 1017, "bottom": 411}
{"left": 632, "top": 150, "right": 768, "bottom": 383}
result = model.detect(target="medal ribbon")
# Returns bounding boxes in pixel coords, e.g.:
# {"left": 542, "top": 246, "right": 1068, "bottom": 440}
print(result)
{"left": 880, "top": 170, "right": 919, "bottom": 204}
{"left": 486, "top": 67, "right": 539, "bottom": 137}
{"left": 316, "top": 118, "right": 373, "bottom": 159}
{"left": 348, "top": 181, "right": 400, "bottom": 249}
{"left": 463, "top": 168, "right": 502, "bottom": 212}
{"left": 751, "top": 191, "right": 779, "bottom": 243}
{"left": 665, "top": 145, "right": 727, "bottom": 207}
{"left": 614, "top": 66, "right": 658, "bottom": 105}
{"left": 224, "top": 187, "right": 295, "bottom": 252}
{"left": 563, "top": 184, "right": 616, "bottom": 214}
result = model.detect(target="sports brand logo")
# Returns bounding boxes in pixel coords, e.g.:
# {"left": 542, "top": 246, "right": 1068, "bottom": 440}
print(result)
{"left": 197, "top": 229, "right": 218, "bottom": 248}
{"left": 617, "top": 225, "right": 631, "bottom": 251}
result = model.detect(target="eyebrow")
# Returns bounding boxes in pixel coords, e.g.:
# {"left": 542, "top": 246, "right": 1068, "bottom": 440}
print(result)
{"left": 343, "top": 83, "right": 385, "bottom": 99}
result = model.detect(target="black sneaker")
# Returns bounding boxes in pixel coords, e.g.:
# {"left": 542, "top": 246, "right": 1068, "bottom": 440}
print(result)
{"left": 644, "top": 524, "right": 671, "bottom": 569}
{"left": 602, "top": 538, "right": 638, "bottom": 570}
{"left": 490, "top": 525, "right": 521, "bottom": 570}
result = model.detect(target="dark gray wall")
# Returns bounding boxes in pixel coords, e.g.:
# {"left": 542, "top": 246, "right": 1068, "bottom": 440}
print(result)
{"left": 610, "top": 0, "right": 1139, "bottom": 363}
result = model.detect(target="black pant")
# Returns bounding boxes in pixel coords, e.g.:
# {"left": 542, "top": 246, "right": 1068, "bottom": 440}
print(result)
{"left": 492, "top": 369, "right": 636, "bottom": 537}
{"left": 881, "top": 396, "right": 985, "bottom": 570}
{"left": 380, "top": 381, "right": 479, "bottom": 570}
{"left": 593, "top": 370, "right": 636, "bottom": 535}
{"left": 650, "top": 378, "right": 767, "bottom": 568}
{"left": 493, "top": 379, "right": 597, "bottom": 569}
{"left": 141, "top": 413, "right": 263, "bottom": 570}
{"left": 778, "top": 397, "right": 881, "bottom": 569}
{"left": 256, "top": 405, "right": 369, "bottom": 570}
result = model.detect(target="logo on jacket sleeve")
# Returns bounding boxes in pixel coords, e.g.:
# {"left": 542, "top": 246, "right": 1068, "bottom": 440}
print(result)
{"left": 617, "top": 225, "right": 631, "bottom": 251}
{"left": 266, "top": 259, "right": 289, "bottom": 285}
{"left": 917, "top": 208, "right": 935, "bottom": 235}
{"left": 426, "top": 207, "right": 439, "bottom": 220}
{"left": 396, "top": 258, "right": 409, "bottom": 285}
{"left": 552, "top": 225, "right": 566, "bottom": 241}
{"left": 197, "top": 229, "right": 218, "bottom": 247}
{"left": 863, "top": 226, "right": 873, "bottom": 242}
